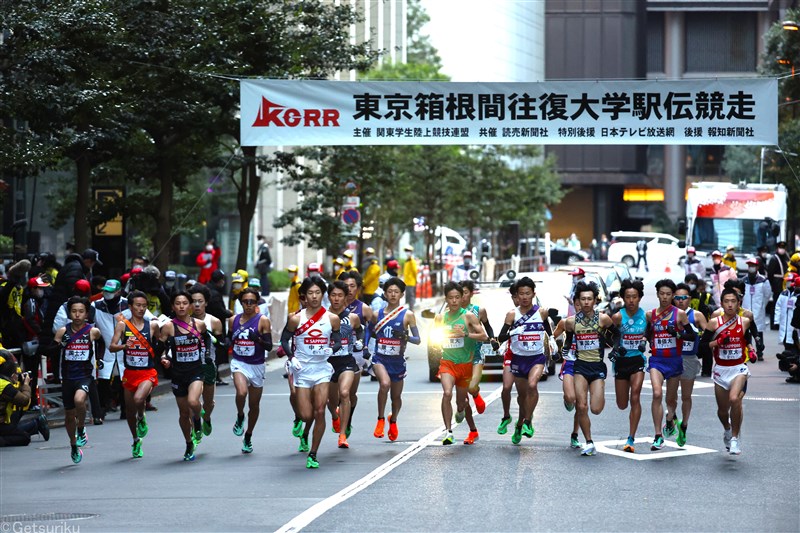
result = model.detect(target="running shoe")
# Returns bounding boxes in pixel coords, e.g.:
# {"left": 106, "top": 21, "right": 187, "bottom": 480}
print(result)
{"left": 184, "top": 441, "right": 196, "bottom": 461}
{"left": 676, "top": 421, "right": 687, "bottom": 447}
{"left": 136, "top": 415, "right": 148, "bottom": 439}
{"left": 570, "top": 435, "right": 581, "bottom": 449}
{"left": 36, "top": 414, "right": 50, "bottom": 441}
{"left": 292, "top": 420, "right": 304, "bottom": 438}
{"left": 242, "top": 436, "right": 253, "bottom": 454}
{"left": 345, "top": 424, "right": 352, "bottom": 438}
{"left": 298, "top": 435, "right": 310, "bottom": 453}
{"left": 388, "top": 419, "right": 398, "bottom": 441}
{"left": 373, "top": 418, "right": 385, "bottom": 438}
{"left": 473, "top": 394, "right": 486, "bottom": 414}
{"left": 511, "top": 424, "right": 522, "bottom": 445}
{"left": 521, "top": 420, "right": 534, "bottom": 438}
{"left": 332, "top": 416, "right": 341, "bottom": 434}
{"left": 306, "top": 453, "right": 319, "bottom": 469}
{"left": 723, "top": 427, "right": 733, "bottom": 451}
{"left": 131, "top": 438, "right": 143, "bottom": 458}
{"left": 651, "top": 436, "right": 665, "bottom": 450}
{"left": 202, "top": 418, "right": 212, "bottom": 436}
{"left": 564, "top": 399, "right": 575, "bottom": 412}
{"left": 463, "top": 430, "right": 479, "bottom": 445}
{"left": 192, "top": 429, "right": 202, "bottom": 446}
{"left": 233, "top": 414, "right": 245, "bottom": 437}
{"left": 663, "top": 418, "right": 676, "bottom": 437}
{"left": 442, "top": 431, "right": 454, "bottom": 445}
{"left": 71, "top": 444, "right": 82, "bottom": 464}
{"left": 581, "top": 442, "right": 596, "bottom": 456}
{"left": 623, "top": 436, "right": 635, "bottom": 453}
{"left": 497, "top": 416, "right": 512, "bottom": 435}
{"left": 76, "top": 428, "right": 87, "bottom": 447}
{"left": 729, "top": 436, "right": 741, "bottom": 455}
{"left": 338, "top": 434, "right": 349, "bottom": 449}
{"left": 455, "top": 409, "right": 465, "bottom": 424}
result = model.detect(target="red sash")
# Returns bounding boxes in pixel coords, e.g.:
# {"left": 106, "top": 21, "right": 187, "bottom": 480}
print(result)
{"left": 294, "top": 307, "right": 327, "bottom": 337}
{"left": 375, "top": 306, "right": 405, "bottom": 334}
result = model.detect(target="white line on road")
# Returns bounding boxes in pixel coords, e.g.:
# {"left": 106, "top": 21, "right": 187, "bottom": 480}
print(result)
{"left": 274, "top": 385, "right": 504, "bottom": 533}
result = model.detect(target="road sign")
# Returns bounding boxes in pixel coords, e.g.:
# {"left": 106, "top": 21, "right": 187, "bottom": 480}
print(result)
{"left": 342, "top": 208, "right": 360, "bottom": 224}
{"left": 94, "top": 188, "right": 124, "bottom": 236}
{"left": 343, "top": 196, "right": 360, "bottom": 209}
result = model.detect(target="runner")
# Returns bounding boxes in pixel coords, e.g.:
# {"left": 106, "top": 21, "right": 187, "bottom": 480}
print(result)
{"left": 497, "top": 282, "right": 519, "bottom": 435}
{"left": 435, "top": 282, "right": 487, "bottom": 445}
{"left": 610, "top": 279, "right": 648, "bottom": 453}
{"left": 109, "top": 290, "right": 161, "bottom": 459}
{"left": 340, "top": 271, "right": 373, "bottom": 439}
{"left": 496, "top": 277, "right": 553, "bottom": 445}
{"left": 367, "top": 277, "right": 420, "bottom": 442}
{"left": 227, "top": 287, "right": 272, "bottom": 454}
{"left": 188, "top": 284, "right": 224, "bottom": 438}
{"left": 326, "top": 280, "right": 362, "bottom": 449}
{"left": 700, "top": 288, "right": 753, "bottom": 455}
{"left": 562, "top": 281, "right": 617, "bottom": 456}
{"left": 646, "top": 279, "right": 695, "bottom": 451}
{"left": 280, "top": 277, "right": 341, "bottom": 468}
{"left": 552, "top": 297, "right": 581, "bottom": 449}
{"left": 284, "top": 281, "right": 311, "bottom": 450}
{"left": 53, "top": 297, "right": 103, "bottom": 464}
{"left": 159, "top": 291, "right": 210, "bottom": 461}
{"left": 459, "top": 280, "right": 495, "bottom": 418}
{"left": 673, "top": 282, "right": 707, "bottom": 447}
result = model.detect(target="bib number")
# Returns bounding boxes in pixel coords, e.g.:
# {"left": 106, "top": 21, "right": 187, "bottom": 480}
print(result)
{"left": 377, "top": 338, "right": 401, "bottom": 356}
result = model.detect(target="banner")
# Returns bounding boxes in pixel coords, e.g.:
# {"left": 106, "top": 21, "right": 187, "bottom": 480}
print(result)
{"left": 240, "top": 79, "right": 777, "bottom": 147}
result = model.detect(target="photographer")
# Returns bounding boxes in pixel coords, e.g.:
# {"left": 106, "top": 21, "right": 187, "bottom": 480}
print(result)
{"left": 780, "top": 297, "right": 800, "bottom": 383}
{"left": 0, "top": 350, "right": 50, "bottom": 447}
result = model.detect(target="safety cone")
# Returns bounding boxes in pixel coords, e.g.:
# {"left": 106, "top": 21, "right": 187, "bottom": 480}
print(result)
{"left": 664, "top": 264, "right": 672, "bottom": 273}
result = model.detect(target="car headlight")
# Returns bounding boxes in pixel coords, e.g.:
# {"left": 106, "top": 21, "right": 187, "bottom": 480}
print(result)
{"left": 428, "top": 326, "right": 446, "bottom": 347}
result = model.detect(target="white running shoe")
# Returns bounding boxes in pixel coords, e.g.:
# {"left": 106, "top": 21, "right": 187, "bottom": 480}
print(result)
{"left": 729, "top": 437, "right": 741, "bottom": 455}
{"left": 580, "top": 442, "right": 596, "bottom": 456}
{"left": 723, "top": 427, "right": 733, "bottom": 451}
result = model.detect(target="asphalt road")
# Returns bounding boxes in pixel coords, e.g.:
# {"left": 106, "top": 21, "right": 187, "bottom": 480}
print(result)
{"left": 1, "top": 305, "right": 798, "bottom": 533}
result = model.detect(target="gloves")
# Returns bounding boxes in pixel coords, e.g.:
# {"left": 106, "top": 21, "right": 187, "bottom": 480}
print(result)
{"left": 96, "top": 360, "right": 104, "bottom": 370}
{"left": 637, "top": 341, "right": 647, "bottom": 353}
{"left": 353, "top": 339, "right": 364, "bottom": 352}
{"left": 490, "top": 339, "right": 500, "bottom": 352}
{"left": 607, "top": 349, "right": 620, "bottom": 363}
{"left": 616, "top": 344, "right": 628, "bottom": 356}
{"left": 204, "top": 355, "right": 214, "bottom": 365}
{"left": 289, "top": 358, "right": 302, "bottom": 372}
{"left": 666, "top": 324, "right": 677, "bottom": 337}
{"left": 362, "top": 348, "right": 371, "bottom": 360}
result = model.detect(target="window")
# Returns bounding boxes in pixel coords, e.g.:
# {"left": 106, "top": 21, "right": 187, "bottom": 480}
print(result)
{"left": 685, "top": 12, "right": 756, "bottom": 72}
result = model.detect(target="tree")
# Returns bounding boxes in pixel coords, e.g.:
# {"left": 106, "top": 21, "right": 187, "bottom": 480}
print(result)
{"left": 721, "top": 145, "right": 760, "bottom": 183}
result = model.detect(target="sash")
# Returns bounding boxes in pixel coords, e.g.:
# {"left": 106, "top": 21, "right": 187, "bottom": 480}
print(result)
{"left": 294, "top": 307, "right": 326, "bottom": 337}
{"left": 712, "top": 315, "right": 739, "bottom": 341}
{"left": 122, "top": 317, "right": 154, "bottom": 358}
{"left": 172, "top": 318, "right": 205, "bottom": 349}
{"left": 68, "top": 323, "right": 93, "bottom": 343}
{"left": 233, "top": 313, "right": 262, "bottom": 338}
{"left": 512, "top": 305, "right": 539, "bottom": 330}
{"left": 651, "top": 306, "right": 676, "bottom": 324}
{"left": 375, "top": 305, "right": 405, "bottom": 335}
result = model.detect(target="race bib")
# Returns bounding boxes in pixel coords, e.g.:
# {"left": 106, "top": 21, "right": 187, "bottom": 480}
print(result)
{"left": 175, "top": 344, "right": 200, "bottom": 363}
{"left": 64, "top": 348, "right": 90, "bottom": 362}
{"left": 126, "top": 355, "right": 149, "bottom": 368}
{"left": 480, "top": 343, "right": 495, "bottom": 356}
{"left": 576, "top": 332, "right": 599, "bottom": 351}
{"left": 719, "top": 347, "right": 743, "bottom": 360}
{"left": 654, "top": 335, "right": 677, "bottom": 350}
{"left": 233, "top": 340, "right": 256, "bottom": 357}
{"left": 622, "top": 334, "right": 642, "bottom": 351}
{"left": 443, "top": 335, "right": 465, "bottom": 350}
{"left": 377, "top": 338, "right": 401, "bottom": 356}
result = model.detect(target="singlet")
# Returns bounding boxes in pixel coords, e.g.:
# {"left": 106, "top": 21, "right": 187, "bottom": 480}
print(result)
{"left": 681, "top": 308, "right": 700, "bottom": 356}
{"left": 330, "top": 310, "right": 354, "bottom": 357}
{"left": 619, "top": 308, "right": 647, "bottom": 358}
{"left": 467, "top": 303, "right": 485, "bottom": 357}
{"left": 509, "top": 306, "right": 545, "bottom": 357}
{"left": 61, "top": 323, "right": 94, "bottom": 380}
{"left": 168, "top": 318, "right": 204, "bottom": 376}
{"left": 294, "top": 308, "right": 332, "bottom": 364}
{"left": 650, "top": 306, "right": 680, "bottom": 358}
{"left": 441, "top": 308, "right": 474, "bottom": 364}
{"left": 123, "top": 319, "right": 155, "bottom": 370}
{"left": 231, "top": 313, "right": 266, "bottom": 365}
{"left": 574, "top": 312, "right": 602, "bottom": 363}
{"left": 712, "top": 315, "right": 747, "bottom": 366}
{"left": 372, "top": 307, "right": 408, "bottom": 358}
{"left": 346, "top": 299, "right": 364, "bottom": 322}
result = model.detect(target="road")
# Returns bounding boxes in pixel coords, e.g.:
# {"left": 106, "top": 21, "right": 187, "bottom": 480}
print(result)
{"left": 1, "top": 303, "right": 798, "bottom": 533}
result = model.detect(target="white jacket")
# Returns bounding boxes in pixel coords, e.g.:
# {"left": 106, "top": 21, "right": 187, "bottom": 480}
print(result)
{"left": 742, "top": 274, "right": 772, "bottom": 330}
{"left": 775, "top": 290, "right": 798, "bottom": 345}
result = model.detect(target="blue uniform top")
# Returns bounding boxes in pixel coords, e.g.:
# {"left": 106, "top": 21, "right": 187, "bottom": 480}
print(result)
{"left": 371, "top": 307, "right": 408, "bottom": 358}
{"left": 681, "top": 308, "right": 700, "bottom": 356}
{"left": 619, "top": 308, "right": 647, "bottom": 358}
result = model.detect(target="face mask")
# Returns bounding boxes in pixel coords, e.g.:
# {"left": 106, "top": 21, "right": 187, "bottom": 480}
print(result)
{"left": 761, "top": 253, "right": 768, "bottom": 259}
{"left": 232, "top": 283, "right": 242, "bottom": 291}
{"left": 713, "top": 259, "right": 721, "bottom": 265}
{"left": 464, "top": 259, "right": 471, "bottom": 268}
{"left": 778, "top": 248, "right": 785, "bottom": 254}
{"left": 748, "top": 267, "right": 757, "bottom": 274}
{"left": 206, "top": 245, "right": 213, "bottom": 251}
{"left": 688, "top": 283, "right": 697, "bottom": 291}
{"left": 103, "top": 292, "right": 116, "bottom": 300}
{"left": 687, "top": 254, "right": 694, "bottom": 259}
{"left": 33, "top": 289, "right": 44, "bottom": 299}
{"left": 165, "top": 281, "right": 175, "bottom": 288}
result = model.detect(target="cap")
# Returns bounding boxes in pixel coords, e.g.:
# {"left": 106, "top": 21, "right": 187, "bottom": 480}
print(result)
{"left": 387, "top": 259, "right": 399, "bottom": 269}
{"left": 73, "top": 279, "right": 91, "bottom": 295}
{"left": 333, "top": 258, "right": 344, "bottom": 266}
{"left": 28, "top": 277, "right": 49, "bottom": 288}
{"left": 786, "top": 272, "right": 798, "bottom": 283}
{"left": 82, "top": 248, "right": 103, "bottom": 266}
{"left": 777, "top": 240, "right": 788, "bottom": 248}
{"left": 185, "top": 279, "right": 197, "bottom": 288}
{"left": 726, "top": 244, "right": 735, "bottom": 252}
{"left": 463, "top": 250, "right": 473, "bottom": 257}
{"left": 249, "top": 278, "right": 261, "bottom": 288}
{"left": 211, "top": 269, "right": 226, "bottom": 283}
{"left": 404, "top": 245, "right": 413, "bottom": 252}
{"left": 686, "top": 246, "right": 696, "bottom": 254}
{"left": 231, "top": 272, "right": 245, "bottom": 284}
{"left": 745, "top": 258, "right": 759, "bottom": 266}
{"left": 569, "top": 267, "right": 586, "bottom": 276}
{"left": 365, "top": 247, "right": 375, "bottom": 255}
{"left": 102, "top": 280, "right": 121, "bottom": 292}
{"left": 711, "top": 250, "right": 723, "bottom": 257}
{"left": 164, "top": 270, "right": 176, "bottom": 280}
{"left": 120, "top": 273, "right": 130, "bottom": 284}
{"left": 287, "top": 265, "right": 299, "bottom": 273}
{"left": 131, "top": 267, "right": 143, "bottom": 275}
{"left": 308, "top": 262, "right": 320, "bottom": 272}
{"left": 343, "top": 250, "right": 354, "bottom": 259}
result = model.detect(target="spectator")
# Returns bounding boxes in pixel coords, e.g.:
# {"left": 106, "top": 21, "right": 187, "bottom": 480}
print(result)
{"left": 567, "top": 233, "right": 581, "bottom": 251}
{"left": 722, "top": 244, "right": 737, "bottom": 271}
{"left": 255, "top": 235, "right": 272, "bottom": 295}
{"left": 635, "top": 239, "right": 648, "bottom": 272}
{"left": 683, "top": 246, "right": 705, "bottom": 278}
{"left": 742, "top": 258, "right": 771, "bottom": 360}
{"left": 287, "top": 265, "right": 301, "bottom": 314}
{"left": 0, "top": 350, "right": 50, "bottom": 447}
{"left": 196, "top": 239, "right": 221, "bottom": 285}
{"left": 768, "top": 240, "right": 791, "bottom": 329}
{"left": 22, "top": 276, "right": 49, "bottom": 405}
{"left": 599, "top": 234, "right": 610, "bottom": 260}
{"left": 130, "top": 265, "right": 170, "bottom": 317}
{"left": 207, "top": 270, "right": 231, "bottom": 323}
{"left": 362, "top": 254, "right": 380, "bottom": 304}
{"left": 402, "top": 246, "right": 418, "bottom": 310}
{"left": 228, "top": 270, "right": 248, "bottom": 312}
{"left": 163, "top": 270, "right": 178, "bottom": 297}
{"left": 0, "top": 259, "right": 31, "bottom": 350}
{"left": 81, "top": 248, "right": 103, "bottom": 277}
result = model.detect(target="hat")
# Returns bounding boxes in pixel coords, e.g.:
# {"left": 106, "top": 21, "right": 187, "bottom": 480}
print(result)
{"left": 164, "top": 270, "right": 176, "bottom": 280}
{"left": 365, "top": 247, "right": 375, "bottom": 255}
{"left": 333, "top": 258, "right": 344, "bottom": 266}
{"left": 82, "top": 248, "right": 103, "bottom": 266}
{"left": 120, "top": 273, "right": 131, "bottom": 284}
{"left": 131, "top": 267, "right": 143, "bottom": 275}
{"left": 249, "top": 278, "right": 261, "bottom": 288}
{"left": 711, "top": 250, "right": 723, "bottom": 257}
{"left": 27, "top": 276, "right": 49, "bottom": 289}
{"left": 343, "top": 250, "right": 354, "bottom": 259}
{"left": 745, "top": 258, "right": 759, "bottom": 266}
{"left": 569, "top": 267, "right": 585, "bottom": 276}
{"left": 686, "top": 246, "right": 696, "bottom": 254}
{"left": 102, "top": 280, "right": 121, "bottom": 292}
{"left": 231, "top": 272, "right": 245, "bottom": 284}
{"left": 404, "top": 245, "right": 413, "bottom": 252}
{"left": 308, "top": 262, "right": 320, "bottom": 272}
{"left": 387, "top": 259, "right": 399, "bottom": 269}
{"left": 777, "top": 240, "right": 787, "bottom": 248}
{"left": 793, "top": 276, "right": 800, "bottom": 288}
{"left": 463, "top": 250, "right": 473, "bottom": 257}
{"left": 211, "top": 269, "right": 226, "bottom": 283}
{"left": 287, "top": 265, "right": 299, "bottom": 273}
{"left": 726, "top": 245, "right": 735, "bottom": 252}
{"left": 185, "top": 279, "right": 197, "bottom": 288}
{"left": 73, "top": 279, "right": 91, "bottom": 295}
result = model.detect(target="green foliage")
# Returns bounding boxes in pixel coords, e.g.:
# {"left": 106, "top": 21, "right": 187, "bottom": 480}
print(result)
{"left": 0, "top": 235, "right": 13, "bottom": 254}
{"left": 721, "top": 146, "right": 761, "bottom": 184}
{"left": 268, "top": 269, "right": 291, "bottom": 292}
{"left": 406, "top": 0, "right": 442, "bottom": 69}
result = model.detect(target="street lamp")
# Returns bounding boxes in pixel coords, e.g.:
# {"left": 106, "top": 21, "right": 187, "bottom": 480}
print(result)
{"left": 759, "top": 147, "right": 798, "bottom": 184}
{"left": 783, "top": 20, "right": 799, "bottom": 32}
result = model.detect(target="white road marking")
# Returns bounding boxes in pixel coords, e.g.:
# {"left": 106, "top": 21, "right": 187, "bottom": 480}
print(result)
{"left": 274, "top": 385, "right": 503, "bottom": 533}
{"left": 594, "top": 437, "right": 716, "bottom": 460}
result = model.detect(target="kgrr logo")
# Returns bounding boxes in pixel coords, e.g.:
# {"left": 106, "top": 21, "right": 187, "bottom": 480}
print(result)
{"left": 252, "top": 97, "right": 340, "bottom": 127}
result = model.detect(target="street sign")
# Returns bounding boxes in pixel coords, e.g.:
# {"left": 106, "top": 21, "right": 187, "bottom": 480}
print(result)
{"left": 342, "top": 208, "right": 360, "bottom": 224}
{"left": 94, "top": 188, "right": 124, "bottom": 236}
{"left": 343, "top": 196, "right": 360, "bottom": 209}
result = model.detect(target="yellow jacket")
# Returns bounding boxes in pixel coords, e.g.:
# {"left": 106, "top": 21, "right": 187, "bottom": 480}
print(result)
{"left": 403, "top": 257, "right": 418, "bottom": 287}
{"left": 722, "top": 254, "right": 737, "bottom": 271}
{"left": 288, "top": 275, "right": 301, "bottom": 314}
{"left": 363, "top": 261, "right": 380, "bottom": 294}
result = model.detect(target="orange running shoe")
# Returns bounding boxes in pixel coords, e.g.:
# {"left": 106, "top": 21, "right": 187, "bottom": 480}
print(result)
{"left": 373, "top": 418, "right": 385, "bottom": 438}
{"left": 338, "top": 434, "right": 349, "bottom": 449}
{"left": 463, "top": 430, "right": 479, "bottom": 445}
{"left": 473, "top": 394, "right": 486, "bottom": 414}
{"left": 388, "top": 419, "right": 398, "bottom": 441}
{"left": 332, "top": 416, "right": 341, "bottom": 434}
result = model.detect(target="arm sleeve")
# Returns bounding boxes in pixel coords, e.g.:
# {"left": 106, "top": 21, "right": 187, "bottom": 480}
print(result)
{"left": 481, "top": 320, "right": 494, "bottom": 339}
{"left": 407, "top": 326, "right": 420, "bottom": 345}
{"left": 497, "top": 323, "right": 512, "bottom": 343}
{"left": 606, "top": 324, "right": 622, "bottom": 349}
{"left": 542, "top": 316, "right": 553, "bottom": 336}
{"left": 280, "top": 327, "right": 294, "bottom": 358}
{"left": 562, "top": 331, "right": 574, "bottom": 359}
{"left": 330, "top": 329, "right": 342, "bottom": 354}
{"left": 203, "top": 331, "right": 215, "bottom": 362}
{"left": 748, "top": 319, "right": 759, "bottom": 341}
{"left": 699, "top": 328, "right": 714, "bottom": 349}
{"left": 680, "top": 321, "right": 697, "bottom": 341}
{"left": 94, "top": 336, "right": 106, "bottom": 360}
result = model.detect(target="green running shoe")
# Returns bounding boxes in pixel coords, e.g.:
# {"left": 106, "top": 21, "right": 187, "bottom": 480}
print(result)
{"left": 306, "top": 454, "right": 319, "bottom": 469}
{"left": 233, "top": 414, "right": 245, "bottom": 437}
{"left": 192, "top": 429, "right": 203, "bottom": 446}
{"left": 511, "top": 425, "right": 522, "bottom": 445}
{"left": 676, "top": 420, "right": 687, "bottom": 447}
{"left": 184, "top": 441, "right": 196, "bottom": 461}
{"left": 564, "top": 399, "right": 575, "bottom": 412}
{"left": 455, "top": 410, "right": 465, "bottom": 424}
{"left": 242, "top": 437, "right": 253, "bottom": 454}
{"left": 76, "top": 429, "right": 87, "bottom": 447}
{"left": 202, "top": 418, "right": 212, "bottom": 436}
{"left": 442, "top": 431, "right": 454, "bottom": 445}
{"left": 522, "top": 420, "right": 534, "bottom": 438}
{"left": 131, "top": 439, "right": 143, "bottom": 458}
{"left": 663, "top": 419, "right": 677, "bottom": 437}
{"left": 345, "top": 424, "right": 352, "bottom": 438}
{"left": 651, "top": 436, "right": 665, "bottom": 450}
{"left": 497, "top": 416, "right": 512, "bottom": 435}
{"left": 136, "top": 415, "right": 148, "bottom": 439}
{"left": 570, "top": 435, "right": 581, "bottom": 449}
{"left": 291, "top": 420, "right": 304, "bottom": 438}
{"left": 71, "top": 444, "right": 83, "bottom": 464}
{"left": 298, "top": 435, "right": 310, "bottom": 453}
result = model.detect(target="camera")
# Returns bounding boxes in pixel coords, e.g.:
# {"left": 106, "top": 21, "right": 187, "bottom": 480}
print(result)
{"left": 777, "top": 350, "right": 799, "bottom": 373}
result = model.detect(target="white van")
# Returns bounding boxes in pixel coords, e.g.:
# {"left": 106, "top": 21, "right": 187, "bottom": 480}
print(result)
{"left": 435, "top": 226, "right": 468, "bottom": 257}
{"left": 607, "top": 231, "right": 684, "bottom": 269}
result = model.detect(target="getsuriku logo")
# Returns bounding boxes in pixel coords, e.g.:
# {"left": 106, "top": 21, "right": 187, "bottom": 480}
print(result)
{"left": 252, "top": 96, "right": 340, "bottom": 127}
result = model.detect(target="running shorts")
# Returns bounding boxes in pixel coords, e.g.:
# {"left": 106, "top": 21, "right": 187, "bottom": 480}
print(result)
{"left": 574, "top": 360, "right": 607, "bottom": 383}
{"left": 293, "top": 361, "right": 333, "bottom": 389}
{"left": 230, "top": 359, "right": 265, "bottom": 388}
{"left": 61, "top": 377, "right": 93, "bottom": 410}
{"left": 438, "top": 359, "right": 472, "bottom": 388}
{"left": 681, "top": 355, "right": 701, "bottom": 380}
{"left": 202, "top": 360, "right": 217, "bottom": 385}
{"left": 352, "top": 350, "right": 367, "bottom": 370}
{"left": 122, "top": 368, "right": 158, "bottom": 392}
{"left": 171, "top": 372, "right": 203, "bottom": 397}
{"left": 510, "top": 354, "right": 546, "bottom": 379}
{"left": 614, "top": 355, "right": 646, "bottom": 380}
{"left": 649, "top": 356, "right": 683, "bottom": 381}
{"left": 561, "top": 360, "right": 575, "bottom": 376}
{"left": 372, "top": 354, "right": 407, "bottom": 382}
{"left": 330, "top": 356, "right": 359, "bottom": 383}
{"left": 713, "top": 364, "right": 750, "bottom": 391}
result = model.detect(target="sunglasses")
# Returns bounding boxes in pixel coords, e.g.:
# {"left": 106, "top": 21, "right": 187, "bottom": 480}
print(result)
{"left": 673, "top": 295, "right": 690, "bottom": 301}
{"left": 241, "top": 299, "right": 258, "bottom": 305}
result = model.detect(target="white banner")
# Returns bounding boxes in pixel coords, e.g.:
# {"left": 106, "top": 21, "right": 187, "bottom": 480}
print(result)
{"left": 240, "top": 79, "right": 777, "bottom": 147}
